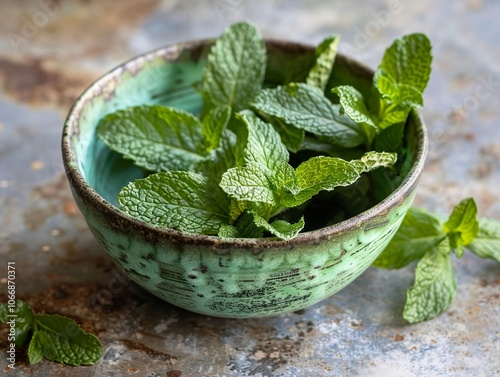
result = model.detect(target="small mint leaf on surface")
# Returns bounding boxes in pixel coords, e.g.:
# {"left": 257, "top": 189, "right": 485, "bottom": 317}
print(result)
{"left": 4, "top": 300, "right": 34, "bottom": 348}
{"left": 118, "top": 172, "right": 229, "bottom": 234}
{"left": 28, "top": 331, "right": 46, "bottom": 365}
{"left": 97, "top": 105, "right": 207, "bottom": 172}
{"left": 306, "top": 35, "right": 340, "bottom": 91}
{"left": 0, "top": 303, "right": 6, "bottom": 323}
{"left": 15, "top": 300, "right": 34, "bottom": 348}
{"left": 468, "top": 218, "right": 500, "bottom": 262}
{"left": 252, "top": 83, "right": 365, "bottom": 148}
{"left": 443, "top": 197, "right": 479, "bottom": 253}
{"left": 403, "top": 239, "right": 456, "bottom": 323}
{"left": 34, "top": 314, "right": 103, "bottom": 366}
{"left": 374, "top": 33, "right": 432, "bottom": 108}
{"left": 373, "top": 208, "right": 446, "bottom": 269}
{"left": 201, "top": 22, "right": 266, "bottom": 111}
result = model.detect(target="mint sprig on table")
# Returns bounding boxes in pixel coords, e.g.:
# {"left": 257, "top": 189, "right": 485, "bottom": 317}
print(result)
{"left": 374, "top": 198, "right": 500, "bottom": 323}
{"left": 0, "top": 300, "right": 103, "bottom": 365}
{"left": 97, "top": 22, "right": 433, "bottom": 240}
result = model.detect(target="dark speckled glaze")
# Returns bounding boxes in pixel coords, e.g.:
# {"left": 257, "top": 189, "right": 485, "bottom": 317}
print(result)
{"left": 62, "top": 40, "right": 427, "bottom": 318}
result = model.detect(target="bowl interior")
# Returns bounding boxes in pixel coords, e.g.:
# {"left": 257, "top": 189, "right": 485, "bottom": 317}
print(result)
{"left": 68, "top": 40, "right": 422, "bottom": 224}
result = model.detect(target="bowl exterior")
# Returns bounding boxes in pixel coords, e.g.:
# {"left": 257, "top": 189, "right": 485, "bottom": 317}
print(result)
{"left": 63, "top": 41, "right": 426, "bottom": 318}
{"left": 74, "top": 192, "right": 413, "bottom": 318}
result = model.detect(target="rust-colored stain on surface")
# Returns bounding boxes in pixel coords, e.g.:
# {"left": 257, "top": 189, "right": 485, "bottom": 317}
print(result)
{"left": 120, "top": 339, "right": 178, "bottom": 364}
{"left": 0, "top": 57, "right": 96, "bottom": 108}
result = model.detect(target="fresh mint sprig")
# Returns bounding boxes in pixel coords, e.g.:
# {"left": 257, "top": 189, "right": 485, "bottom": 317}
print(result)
{"left": 252, "top": 82, "right": 366, "bottom": 148}
{"left": 0, "top": 300, "right": 103, "bottom": 365}
{"left": 201, "top": 21, "right": 267, "bottom": 111}
{"left": 332, "top": 33, "right": 432, "bottom": 146}
{"left": 374, "top": 198, "right": 500, "bottom": 323}
{"left": 97, "top": 105, "right": 208, "bottom": 172}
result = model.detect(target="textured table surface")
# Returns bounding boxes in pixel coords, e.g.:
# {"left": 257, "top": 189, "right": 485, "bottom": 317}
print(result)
{"left": 0, "top": 1, "right": 499, "bottom": 376}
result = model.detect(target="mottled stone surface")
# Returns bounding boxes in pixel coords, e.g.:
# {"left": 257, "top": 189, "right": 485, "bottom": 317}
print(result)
{"left": 0, "top": 1, "right": 499, "bottom": 376}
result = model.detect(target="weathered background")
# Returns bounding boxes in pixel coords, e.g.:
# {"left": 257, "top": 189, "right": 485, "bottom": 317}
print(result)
{"left": 0, "top": 1, "right": 499, "bottom": 376}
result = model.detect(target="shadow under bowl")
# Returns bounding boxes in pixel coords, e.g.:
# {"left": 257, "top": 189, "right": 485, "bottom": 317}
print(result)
{"left": 62, "top": 39, "right": 427, "bottom": 318}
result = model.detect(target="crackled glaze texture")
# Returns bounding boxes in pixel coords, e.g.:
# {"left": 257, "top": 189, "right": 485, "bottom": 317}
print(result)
{"left": 62, "top": 40, "right": 426, "bottom": 318}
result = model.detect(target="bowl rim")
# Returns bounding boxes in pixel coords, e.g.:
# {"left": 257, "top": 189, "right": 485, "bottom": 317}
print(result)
{"left": 62, "top": 38, "right": 427, "bottom": 250}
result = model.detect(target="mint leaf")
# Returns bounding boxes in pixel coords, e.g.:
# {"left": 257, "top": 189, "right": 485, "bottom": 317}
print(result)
{"left": 7, "top": 300, "right": 34, "bottom": 348}
{"left": 28, "top": 331, "right": 46, "bottom": 365}
{"left": 252, "top": 213, "right": 305, "bottom": 240}
{"left": 193, "top": 131, "right": 235, "bottom": 223}
{"left": 218, "top": 224, "right": 240, "bottom": 238}
{"left": 374, "top": 33, "right": 432, "bottom": 108}
{"left": 33, "top": 330, "right": 59, "bottom": 363}
{"left": 282, "top": 156, "right": 360, "bottom": 207}
{"left": 349, "top": 151, "right": 397, "bottom": 174}
{"left": 281, "top": 151, "right": 395, "bottom": 208}
{"left": 0, "top": 303, "right": 6, "bottom": 323}
{"left": 223, "top": 210, "right": 303, "bottom": 240}
{"left": 273, "top": 161, "right": 300, "bottom": 196}
{"left": 14, "top": 300, "right": 33, "bottom": 347}
{"left": 443, "top": 198, "right": 479, "bottom": 256}
{"left": 228, "top": 198, "right": 246, "bottom": 223}
{"left": 118, "top": 172, "right": 229, "bottom": 234}
{"left": 268, "top": 117, "right": 304, "bottom": 153}
{"left": 194, "top": 130, "right": 237, "bottom": 182}
{"left": 403, "top": 240, "right": 456, "bottom": 323}
{"left": 379, "top": 105, "right": 410, "bottom": 129}
{"left": 97, "top": 105, "right": 207, "bottom": 172}
{"left": 332, "top": 85, "right": 376, "bottom": 128}
{"left": 233, "top": 210, "right": 265, "bottom": 238}
{"left": 468, "top": 218, "right": 500, "bottom": 262}
{"left": 306, "top": 35, "right": 340, "bottom": 91}
{"left": 373, "top": 122, "right": 404, "bottom": 152}
{"left": 201, "top": 105, "right": 232, "bottom": 152}
{"left": 34, "top": 314, "right": 103, "bottom": 366}
{"left": 220, "top": 164, "right": 275, "bottom": 205}
{"left": 238, "top": 112, "right": 289, "bottom": 172}
{"left": 201, "top": 22, "right": 266, "bottom": 111}
{"left": 252, "top": 83, "right": 365, "bottom": 148}
{"left": 373, "top": 208, "right": 446, "bottom": 269}
{"left": 376, "top": 70, "right": 424, "bottom": 107}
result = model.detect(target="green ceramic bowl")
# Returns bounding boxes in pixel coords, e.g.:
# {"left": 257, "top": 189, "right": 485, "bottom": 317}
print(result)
{"left": 62, "top": 40, "right": 427, "bottom": 318}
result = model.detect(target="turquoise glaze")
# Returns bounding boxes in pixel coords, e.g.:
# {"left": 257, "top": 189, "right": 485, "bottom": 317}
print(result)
{"left": 62, "top": 40, "right": 427, "bottom": 318}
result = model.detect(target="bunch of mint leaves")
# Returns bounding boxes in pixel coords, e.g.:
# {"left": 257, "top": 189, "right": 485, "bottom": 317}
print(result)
{"left": 374, "top": 198, "right": 500, "bottom": 323}
{"left": 97, "top": 22, "right": 432, "bottom": 240}
{"left": 0, "top": 300, "right": 103, "bottom": 365}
